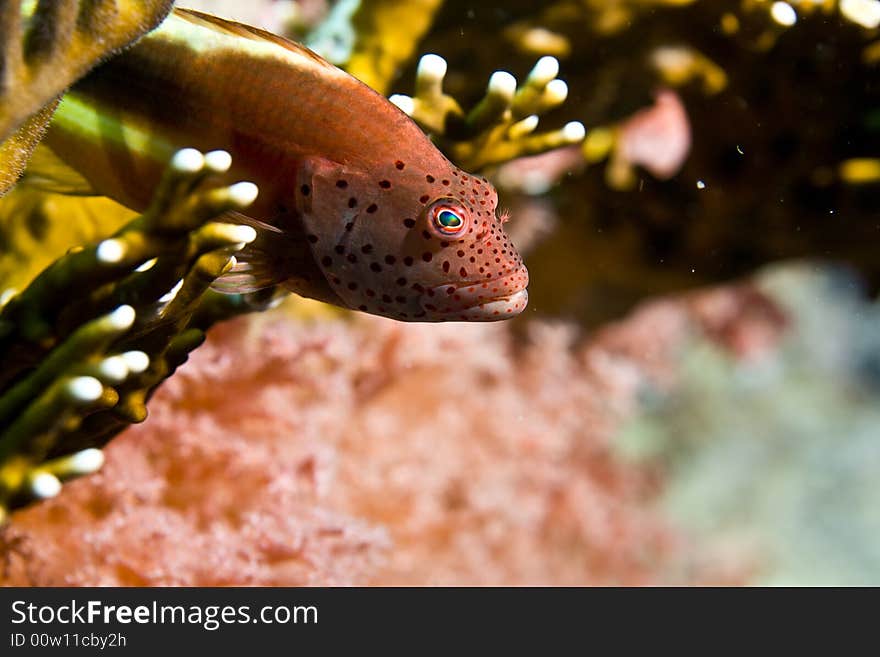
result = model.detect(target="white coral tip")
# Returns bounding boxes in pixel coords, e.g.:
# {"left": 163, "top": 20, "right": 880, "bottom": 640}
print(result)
{"left": 96, "top": 239, "right": 126, "bottom": 264}
{"left": 30, "top": 472, "right": 62, "bottom": 499}
{"left": 68, "top": 376, "right": 103, "bottom": 402}
{"left": 108, "top": 305, "right": 135, "bottom": 330}
{"left": 545, "top": 79, "right": 569, "bottom": 104}
{"left": 530, "top": 56, "right": 559, "bottom": 84}
{"left": 489, "top": 71, "right": 517, "bottom": 99}
{"left": 98, "top": 356, "right": 128, "bottom": 383}
{"left": 172, "top": 148, "right": 205, "bottom": 173}
{"left": 159, "top": 279, "right": 184, "bottom": 304}
{"left": 135, "top": 257, "right": 157, "bottom": 273}
{"left": 228, "top": 181, "right": 259, "bottom": 206}
{"left": 418, "top": 53, "right": 448, "bottom": 80}
{"left": 204, "top": 150, "right": 232, "bottom": 173}
{"left": 563, "top": 121, "right": 586, "bottom": 142}
{"left": 68, "top": 448, "right": 105, "bottom": 475}
{"left": 390, "top": 94, "right": 415, "bottom": 115}
{"left": 121, "top": 351, "right": 150, "bottom": 373}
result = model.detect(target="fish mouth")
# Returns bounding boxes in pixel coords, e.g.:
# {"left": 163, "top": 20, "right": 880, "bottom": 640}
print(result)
{"left": 420, "top": 266, "right": 530, "bottom": 321}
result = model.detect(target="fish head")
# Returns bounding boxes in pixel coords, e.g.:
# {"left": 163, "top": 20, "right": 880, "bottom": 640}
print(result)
{"left": 297, "top": 156, "right": 529, "bottom": 322}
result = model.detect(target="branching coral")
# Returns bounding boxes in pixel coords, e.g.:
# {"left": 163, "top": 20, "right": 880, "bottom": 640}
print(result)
{"left": 0, "top": 148, "right": 264, "bottom": 521}
{"left": 0, "top": 0, "right": 174, "bottom": 194}
{"left": 389, "top": 54, "right": 586, "bottom": 172}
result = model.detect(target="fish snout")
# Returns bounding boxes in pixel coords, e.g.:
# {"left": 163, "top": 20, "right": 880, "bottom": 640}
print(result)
{"left": 420, "top": 266, "right": 529, "bottom": 321}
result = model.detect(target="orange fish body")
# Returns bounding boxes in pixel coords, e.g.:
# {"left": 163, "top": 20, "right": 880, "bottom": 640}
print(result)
{"left": 44, "top": 8, "right": 528, "bottom": 321}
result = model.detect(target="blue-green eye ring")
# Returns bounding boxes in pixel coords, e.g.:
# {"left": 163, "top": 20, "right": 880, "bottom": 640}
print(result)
{"left": 438, "top": 210, "right": 462, "bottom": 229}
{"left": 428, "top": 200, "right": 470, "bottom": 238}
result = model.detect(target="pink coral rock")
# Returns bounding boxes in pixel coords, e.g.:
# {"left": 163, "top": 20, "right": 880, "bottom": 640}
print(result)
{"left": 617, "top": 89, "right": 692, "bottom": 180}
{"left": 1, "top": 281, "right": 784, "bottom": 586}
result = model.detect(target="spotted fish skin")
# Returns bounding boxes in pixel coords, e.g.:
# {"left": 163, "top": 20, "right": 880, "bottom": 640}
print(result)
{"left": 298, "top": 156, "right": 529, "bottom": 320}
{"left": 43, "top": 8, "right": 528, "bottom": 322}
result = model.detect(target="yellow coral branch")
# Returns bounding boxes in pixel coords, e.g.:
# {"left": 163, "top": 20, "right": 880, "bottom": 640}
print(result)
{"left": 390, "top": 54, "right": 585, "bottom": 172}
{"left": 0, "top": 147, "right": 261, "bottom": 519}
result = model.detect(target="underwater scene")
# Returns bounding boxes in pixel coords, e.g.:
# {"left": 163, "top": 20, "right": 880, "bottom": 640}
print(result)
{"left": 0, "top": 0, "right": 879, "bottom": 586}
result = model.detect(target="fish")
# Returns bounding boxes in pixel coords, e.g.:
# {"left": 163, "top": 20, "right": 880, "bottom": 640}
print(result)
{"left": 36, "top": 7, "right": 529, "bottom": 322}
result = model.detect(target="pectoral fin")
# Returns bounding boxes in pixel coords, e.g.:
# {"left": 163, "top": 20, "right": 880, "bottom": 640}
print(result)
{"left": 209, "top": 211, "right": 289, "bottom": 294}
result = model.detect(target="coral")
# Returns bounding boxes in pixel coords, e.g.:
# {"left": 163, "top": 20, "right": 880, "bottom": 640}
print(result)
{"left": 389, "top": 54, "right": 585, "bottom": 172}
{"left": 0, "top": 148, "right": 265, "bottom": 520}
{"left": 308, "top": 0, "right": 444, "bottom": 95}
{"left": 451, "top": 0, "right": 880, "bottom": 321}
{"left": 0, "top": 0, "right": 174, "bottom": 193}
{"left": 0, "top": 271, "right": 790, "bottom": 586}
{"left": 604, "top": 89, "right": 693, "bottom": 189}
{"left": 617, "top": 265, "right": 880, "bottom": 585}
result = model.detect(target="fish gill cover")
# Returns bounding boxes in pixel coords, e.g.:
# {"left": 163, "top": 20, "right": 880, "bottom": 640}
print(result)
{"left": 0, "top": 0, "right": 879, "bottom": 585}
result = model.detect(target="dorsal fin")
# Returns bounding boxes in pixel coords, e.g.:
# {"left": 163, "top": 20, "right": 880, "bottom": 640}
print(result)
{"left": 172, "top": 7, "right": 335, "bottom": 69}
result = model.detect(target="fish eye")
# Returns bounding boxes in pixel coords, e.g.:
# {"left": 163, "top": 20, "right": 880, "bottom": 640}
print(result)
{"left": 427, "top": 200, "right": 469, "bottom": 238}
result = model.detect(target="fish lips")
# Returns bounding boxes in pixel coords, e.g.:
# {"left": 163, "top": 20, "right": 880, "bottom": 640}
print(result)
{"left": 420, "top": 266, "right": 530, "bottom": 321}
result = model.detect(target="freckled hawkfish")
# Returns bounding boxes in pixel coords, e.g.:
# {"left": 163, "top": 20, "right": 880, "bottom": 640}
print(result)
{"left": 35, "top": 7, "right": 529, "bottom": 322}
